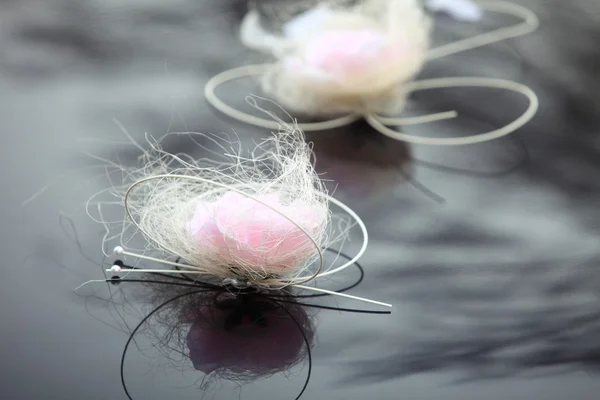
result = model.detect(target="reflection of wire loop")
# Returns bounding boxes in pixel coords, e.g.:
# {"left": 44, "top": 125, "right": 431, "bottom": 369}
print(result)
{"left": 120, "top": 289, "right": 210, "bottom": 400}
{"left": 119, "top": 289, "right": 314, "bottom": 400}
{"left": 271, "top": 299, "right": 313, "bottom": 400}
{"left": 116, "top": 251, "right": 389, "bottom": 400}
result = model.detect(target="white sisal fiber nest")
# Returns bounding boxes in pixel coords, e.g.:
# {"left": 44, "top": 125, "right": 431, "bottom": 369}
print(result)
{"left": 86, "top": 100, "right": 364, "bottom": 290}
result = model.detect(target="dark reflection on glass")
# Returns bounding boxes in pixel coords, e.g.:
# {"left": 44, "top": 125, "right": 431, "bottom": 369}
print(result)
{"left": 118, "top": 285, "right": 316, "bottom": 400}
{"left": 186, "top": 292, "right": 314, "bottom": 379}
{"left": 307, "top": 119, "right": 528, "bottom": 202}
{"left": 103, "top": 248, "right": 389, "bottom": 399}
{"left": 308, "top": 120, "right": 412, "bottom": 199}
{"left": 345, "top": 257, "right": 600, "bottom": 383}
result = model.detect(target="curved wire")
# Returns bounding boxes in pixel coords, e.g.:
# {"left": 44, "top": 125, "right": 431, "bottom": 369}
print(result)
{"left": 427, "top": 0, "right": 539, "bottom": 60}
{"left": 119, "top": 179, "right": 369, "bottom": 285}
{"left": 408, "top": 36, "right": 531, "bottom": 174}
{"left": 120, "top": 289, "right": 210, "bottom": 400}
{"left": 109, "top": 234, "right": 393, "bottom": 312}
{"left": 118, "top": 289, "right": 314, "bottom": 400}
{"left": 171, "top": 247, "right": 366, "bottom": 299}
{"left": 365, "top": 76, "right": 538, "bottom": 145}
{"left": 273, "top": 299, "right": 392, "bottom": 315}
{"left": 123, "top": 174, "right": 325, "bottom": 289}
{"left": 115, "top": 247, "right": 368, "bottom": 301}
{"left": 116, "top": 282, "right": 385, "bottom": 399}
{"left": 269, "top": 299, "right": 313, "bottom": 400}
{"left": 204, "top": 71, "right": 538, "bottom": 146}
{"left": 110, "top": 245, "right": 383, "bottom": 309}
{"left": 271, "top": 248, "right": 366, "bottom": 298}
{"left": 204, "top": 64, "right": 361, "bottom": 131}
{"left": 109, "top": 277, "right": 392, "bottom": 316}
{"left": 204, "top": 64, "right": 463, "bottom": 134}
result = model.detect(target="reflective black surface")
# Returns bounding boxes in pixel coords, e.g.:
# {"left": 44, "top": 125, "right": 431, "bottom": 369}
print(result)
{"left": 2, "top": 0, "right": 600, "bottom": 399}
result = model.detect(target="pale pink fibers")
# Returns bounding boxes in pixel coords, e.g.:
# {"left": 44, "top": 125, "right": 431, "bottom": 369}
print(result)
{"left": 187, "top": 192, "right": 325, "bottom": 273}
{"left": 284, "top": 29, "right": 405, "bottom": 82}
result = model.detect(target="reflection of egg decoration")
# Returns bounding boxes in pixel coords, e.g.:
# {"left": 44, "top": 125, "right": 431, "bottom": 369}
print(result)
{"left": 187, "top": 295, "right": 314, "bottom": 378}
{"left": 107, "top": 248, "right": 390, "bottom": 400}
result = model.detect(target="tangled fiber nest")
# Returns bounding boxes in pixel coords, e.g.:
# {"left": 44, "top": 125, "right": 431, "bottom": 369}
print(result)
{"left": 88, "top": 100, "right": 355, "bottom": 289}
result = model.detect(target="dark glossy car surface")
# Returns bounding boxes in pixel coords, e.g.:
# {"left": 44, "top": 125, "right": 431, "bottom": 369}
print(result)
{"left": 2, "top": 1, "right": 599, "bottom": 399}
